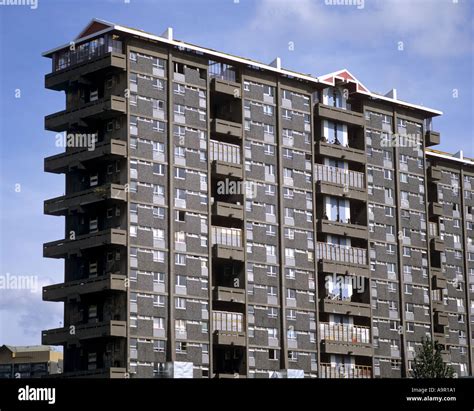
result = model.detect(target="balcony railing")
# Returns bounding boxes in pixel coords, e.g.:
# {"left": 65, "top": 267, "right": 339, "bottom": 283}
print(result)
{"left": 210, "top": 140, "right": 241, "bottom": 165}
{"left": 212, "top": 311, "right": 243, "bottom": 333}
{"left": 316, "top": 242, "right": 367, "bottom": 266}
{"left": 319, "top": 363, "right": 371, "bottom": 379}
{"left": 315, "top": 164, "right": 365, "bottom": 190}
{"left": 53, "top": 34, "right": 123, "bottom": 72}
{"left": 429, "top": 221, "right": 439, "bottom": 237}
{"left": 320, "top": 323, "right": 370, "bottom": 344}
{"left": 211, "top": 226, "right": 242, "bottom": 248}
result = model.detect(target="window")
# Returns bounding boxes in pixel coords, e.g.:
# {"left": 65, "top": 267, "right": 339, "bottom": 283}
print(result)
{"left": 153, "top": 250, "right": 165, "bottom": 263}
{"left": 175, "top": 168, "right": 186, "bottom": 179}
{"left": 264, "top": 85, "right": 274, "bottom": 97}
{"left": 153, "top": 207, "right": 165, "bottom": 219}
{"left": 287, "top": 288, "right": 296, "bottom": 300}
{"left": 175, "top": 297, "right": 186, "bottom": 310}
{"left": 153, "top": 163, "right": 165, "bottom": 175}
{"left": 268, "top": 307, "right": 278, "bottom": 318}
{"left": 263, "top": 105, "right": 273, "bottom": 116}
{"left": 175, "top": 254, "right": 186, "bottom": 265}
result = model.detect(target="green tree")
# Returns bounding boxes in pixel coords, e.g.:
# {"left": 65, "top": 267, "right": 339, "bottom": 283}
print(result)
{"left": 411, "top": 337, "right": 455, "bottom": 378}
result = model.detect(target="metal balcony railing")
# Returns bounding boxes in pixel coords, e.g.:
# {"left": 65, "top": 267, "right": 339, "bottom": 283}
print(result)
{"left": 320, "top": 322, "right": 370, "bottom": 344}
{"left": 316, "top": 242, "right": 367, "bottom": 265}
{"left": 315, "top": 164, "right": 365, "bottom": 189}
{"left": 319, "top": 363, "right": 371, "bottom": 379}
{"left": 53, "top": 34, "right": 123, "bottom": 72}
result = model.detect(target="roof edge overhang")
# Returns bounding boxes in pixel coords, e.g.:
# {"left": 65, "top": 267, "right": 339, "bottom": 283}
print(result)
{"left": 42, "top": 18, "right": 443, "bottom": 116}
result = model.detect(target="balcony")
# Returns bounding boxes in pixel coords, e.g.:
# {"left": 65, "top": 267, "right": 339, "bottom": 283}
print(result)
{"left": 44, "top": 184, "right": 126, "bottom": 216}
{"left": 430, "top": 237, "right": 445, "bottom": 253}
{"left": 213, "top": 330, "right": 246, "bottom": 346}
{"left": 43, "top": 228, "right": 127, "bottom": 258}
{"left": 320, "top": 323, "right": 372, "bottom": 357}
{"left": 60, "top": 367, "right": 127, "bottom": 378}
{"left": 42, "top": 320, "right": 126, "bottom": 345}
{"left": 213, "top": 244, "right": 244, "bottom": 262}
{"left": 45, "top": 139, "right": 127, "bottom": 174}
{"left": 441, "top": 350, "right": 451, "bottom": 363}
{"left": 429, "top": 202, "right": 444, "bottom": 217}
{"left": 315, "top": 164, "right": 366, "bottom": 202}
{"left": 211, "top": 118, "right": 242, "bottom": 139}
{"left": 43, "top": 273, "right": 127, "bottom": 302}
{"left": 45, "top": 96, "right": 127, "bottom": 132}
{"left": 212, "top": 160, "right": 243, "bottom": 180}
{"left": 316, "top": 242, "right": 369, "bottom": 277}
{"left": 434, "top": 311, "right": 448, "bottom": 327}
{"left": 425, "top": 130, "right": 440, "bottom": 147}
{"left": 315, "top": 140, "right": 366, "bottom": 164}
{"left": 433, "top": 331, "right": 447, "bottom": 346}
{"left": 316, "top": 103, "right": 365, "bottom": 127}
{"left": 211, "top": 77, "right": 242, "bottom": 98}
{"left": 432, "top": 271, "right": 447, "bottom": 289}
{"left": 215, "top": 372, "right": 243, "bottom": 379}
{"left": 213, "top": 286, "right": 245, "bottom": 304}
{"left": 321, "top": 298, "right": 371, "bottom": 318}
{"left": 428, "top": 165, "right": 442, "bottom": 181}
{"left": 317, "top": 219, "right": 368, "bottom": 240}
{"left": 432, "top": 275, "right": 447, "bottom": 289}
{"left": 46, "top": 52, "right": 126, "bottom": 91}
{"left": 319, "top": 363, "right": 371, "bottom": 379}
{"left": 212, "top": 227, "right": 244, "bottom": 261}
{"left": 212, "top": 201, "right": 244, "bottom": 220}
{"left": 213, "top": 311, "right": 245, "bottom": 346}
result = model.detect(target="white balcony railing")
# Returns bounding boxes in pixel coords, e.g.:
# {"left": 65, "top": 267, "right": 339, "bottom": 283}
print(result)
{"left": 320, "top": 322, "right": 370, "bottom": 344}
{"left": 212, "top": 311, "right": 243, "bottom": 333}
{"left": 210, "top": 140, "right": 241, "bottom": 165}
{"left": 211, "top": 226, "right": 242, "bottom": 248}
{"left": 315, "top": 164, "right": 365, "bottom": 189}
{"left": 316, "top": 242, "right": 367, "bottom": 265}
{"left": 319, "top": 363, "right": 371, "bottom": 379}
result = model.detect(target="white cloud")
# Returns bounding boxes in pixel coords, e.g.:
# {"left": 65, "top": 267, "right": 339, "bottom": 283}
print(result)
{"left": 0, "top": 276, "right": 63, "bottom": 345}
{"left": 248, "top": 0, "right": 471, "bottom": 58}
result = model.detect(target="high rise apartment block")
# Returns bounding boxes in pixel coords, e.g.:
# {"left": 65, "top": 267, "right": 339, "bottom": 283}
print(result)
{"left": 41, "top": 19, "right": 474, "bottom": 378}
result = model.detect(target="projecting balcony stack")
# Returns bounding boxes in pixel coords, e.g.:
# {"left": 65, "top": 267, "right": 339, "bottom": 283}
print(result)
{"left": 42, "top": 32, "right": 128, "bottom": 376}
{"left": 209, "top": 63, "right": 247, "bottom": 378}
{"left": 314, "top": 94, "right": 371, "bottom": 378}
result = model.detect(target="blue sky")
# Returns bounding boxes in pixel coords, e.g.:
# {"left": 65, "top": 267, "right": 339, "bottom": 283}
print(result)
{"left": 0, "top": 0, "right": 472, "bottom": 346}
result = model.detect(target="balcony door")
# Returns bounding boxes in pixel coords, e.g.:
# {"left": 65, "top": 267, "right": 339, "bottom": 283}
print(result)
{"left": 325, "top": 196, "right": 350, "bottom": 223}
{"left": 323, "top": 120, "right": 348, "bottom": 146}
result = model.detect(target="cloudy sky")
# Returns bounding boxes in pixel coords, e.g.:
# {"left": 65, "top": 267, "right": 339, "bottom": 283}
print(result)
{"left": 0, "top": 0, "right": 472, "bottom": 346}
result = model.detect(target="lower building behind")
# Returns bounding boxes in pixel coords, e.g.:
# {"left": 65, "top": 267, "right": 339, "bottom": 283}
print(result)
{"left": 0, "top": 345, "right": 63, "bottom": 378}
